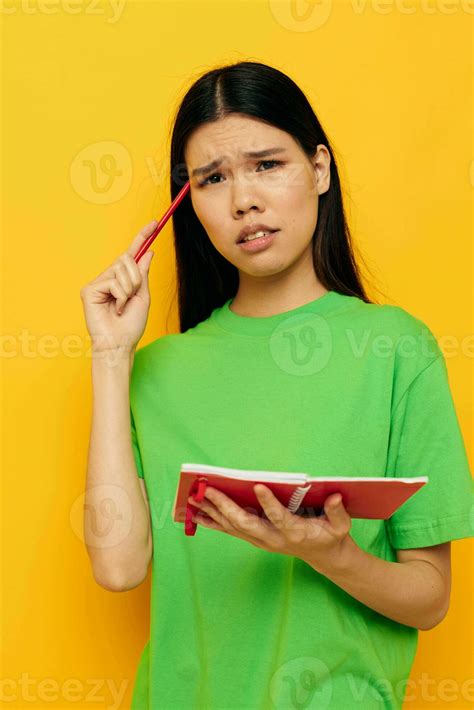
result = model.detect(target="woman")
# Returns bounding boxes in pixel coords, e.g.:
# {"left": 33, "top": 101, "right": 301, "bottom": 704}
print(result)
{"left": 80, "top": 61, "right": 473, "bottom": 709}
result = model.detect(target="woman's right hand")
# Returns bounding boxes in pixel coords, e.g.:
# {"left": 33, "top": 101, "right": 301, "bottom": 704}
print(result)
{"left": 80, "top": 220, "right": 157, "bottom": 356}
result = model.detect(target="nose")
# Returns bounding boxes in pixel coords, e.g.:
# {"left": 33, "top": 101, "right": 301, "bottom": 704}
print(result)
{"left": 231, "top": 172, "right": 265, "bottom": 218}
{"left": 234, "top": 203, "right": 261, "bottom": 218}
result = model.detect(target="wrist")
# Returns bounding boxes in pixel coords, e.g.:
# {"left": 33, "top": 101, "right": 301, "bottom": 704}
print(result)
{"left": 91, "top": 346, "right": 135, "bottom": 371}
{"left": 303, "top": 534, "right": 361, "bottom": 579}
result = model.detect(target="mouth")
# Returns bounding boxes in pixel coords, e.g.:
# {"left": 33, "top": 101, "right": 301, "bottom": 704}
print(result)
{"left": 237, "top": 228, "right": 279, "bottom": 244}
{"left": 237, "top": 230, "right": 280, "bottom": 252}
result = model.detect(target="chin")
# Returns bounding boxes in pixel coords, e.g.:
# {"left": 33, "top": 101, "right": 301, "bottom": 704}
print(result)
{"left": 239, "top": 257, "right": 290, "bottom": 277}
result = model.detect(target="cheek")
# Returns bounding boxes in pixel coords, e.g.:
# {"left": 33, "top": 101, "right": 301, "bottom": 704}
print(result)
{"left": 190, "top": 196, "right": 229, "bottom": 252}
{"left": 268, "top": 167, "right": 317, "bottom": 213}
{"left": 277, "top": 188, "right": 318, "bottom": 230}
{"left": 278, "top": 193, "right": 318, "bottom": 246}
{"left": 192, "top": 192, "right": 223, "bottom": 231}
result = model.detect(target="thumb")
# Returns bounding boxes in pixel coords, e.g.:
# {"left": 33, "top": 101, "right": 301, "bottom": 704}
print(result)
{"left": 323, "top": 494, "right": 350, "bottom": 529}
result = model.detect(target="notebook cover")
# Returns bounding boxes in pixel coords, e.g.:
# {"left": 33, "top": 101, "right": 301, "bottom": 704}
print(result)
{"left": 172, "top": 465, "right": 427, "bottom": 536}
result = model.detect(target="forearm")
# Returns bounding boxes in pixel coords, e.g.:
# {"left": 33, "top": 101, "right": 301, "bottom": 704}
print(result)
{"left": 302, "top": 536, "right": 447, "bottom": 630}
{"left": 84, "top": 347, "right": 151, "bottom": 590}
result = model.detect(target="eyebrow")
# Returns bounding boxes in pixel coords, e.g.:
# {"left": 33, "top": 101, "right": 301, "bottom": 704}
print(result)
{"left": 190, "top": 147, "right": 287, "bottom": 178}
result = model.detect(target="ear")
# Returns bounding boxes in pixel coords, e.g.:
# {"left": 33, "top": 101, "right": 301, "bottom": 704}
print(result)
{"left": 310, "top": 144, "right": 331, "bottom": 196}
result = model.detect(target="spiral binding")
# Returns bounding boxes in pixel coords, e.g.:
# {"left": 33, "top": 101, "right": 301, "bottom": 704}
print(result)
{"left": 287, "top": 484, "right": 312, "bottom": 513}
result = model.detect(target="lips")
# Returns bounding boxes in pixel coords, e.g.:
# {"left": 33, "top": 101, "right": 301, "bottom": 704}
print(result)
{"left": 237, "top": 231, "right": 278, "bottom": 253}
{"left": 236, "top": 224, "right": 279, "bottom": 243}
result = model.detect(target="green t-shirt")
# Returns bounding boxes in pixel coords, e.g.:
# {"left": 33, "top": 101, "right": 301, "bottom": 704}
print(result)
{"left": 129, "top": 289, "right": 473, "bottom": 710}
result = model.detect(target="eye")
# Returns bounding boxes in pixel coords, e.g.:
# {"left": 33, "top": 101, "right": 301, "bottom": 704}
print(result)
{"left": 257, "top": 160, "right": 282, "bottom": 172}
{"left": 198, "top": 160, "right": 283, "bottom": 186}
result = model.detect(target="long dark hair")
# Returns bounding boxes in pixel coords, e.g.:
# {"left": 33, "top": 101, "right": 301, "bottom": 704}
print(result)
{"left": 169, "top": 61, "right": 381, "bottom": 333}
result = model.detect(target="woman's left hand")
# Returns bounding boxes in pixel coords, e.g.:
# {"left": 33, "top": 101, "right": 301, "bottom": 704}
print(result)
{"left": 187, "top": 484, "right": 354, "bottom": 569}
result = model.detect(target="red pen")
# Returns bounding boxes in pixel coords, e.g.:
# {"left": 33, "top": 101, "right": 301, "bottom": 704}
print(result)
{"left": 134, "top": 180, "right": 190, "bottom": 263}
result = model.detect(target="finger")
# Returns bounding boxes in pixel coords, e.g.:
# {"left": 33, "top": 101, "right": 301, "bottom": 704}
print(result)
{"left": 254, "top": 485, "right": 296, "bottom": 532}
{"left": 120, "top": 252, "right": 141, "bottom": 293}
{"left": 255, "top": 485, "right": 321, "bottom": 546}
{"left": 110, "top": 279, "right": 128, "bottom": 315}
{"left": 192, "top": 512, "right": 224, "bottom": 531}
{"left": 323, "top": 494, "right": 352, "bottom": 535}
{"left": 191, "top": 506, "right": 267, "bottom": 547}
{"left": 189, "top": 497, "right": 240, "bottom": 533}
{"left": 114, "top": 259, "right": 134, "bottom": 299}
{"left": 89, "top": 220, "right": 157, "bottom": 285}
{"left": 125, "top": 249, "right": 154, "bottom": 297}
{"left": 91, "top": 277, "right": 127, "bottom": 315}
{"left": 203, "top": 487, "right": 268, "bottom": 539}
{"left": 126, "top": 219, "right": 158, "bottom": 260}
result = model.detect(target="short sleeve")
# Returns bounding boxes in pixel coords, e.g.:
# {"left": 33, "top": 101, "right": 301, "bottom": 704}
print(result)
{"left": 131, "top": 406, "right": 145, "bottom": 479}
{"left": 386, "top": 353, "right": 474, "bottom": 549}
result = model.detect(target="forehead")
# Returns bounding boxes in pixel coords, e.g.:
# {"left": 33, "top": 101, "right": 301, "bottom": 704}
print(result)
{"left": 184, "top": 114, "right": 295, "bottom": 165}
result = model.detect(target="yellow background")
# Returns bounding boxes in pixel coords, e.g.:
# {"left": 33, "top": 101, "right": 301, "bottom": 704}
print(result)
{"left": 2, "top": 1, "right": 473, "bottom": 708}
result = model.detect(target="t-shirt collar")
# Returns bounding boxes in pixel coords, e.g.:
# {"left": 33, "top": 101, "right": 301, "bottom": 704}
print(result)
{"left": 210, "top": 290, "right": 344, "bottom": 337}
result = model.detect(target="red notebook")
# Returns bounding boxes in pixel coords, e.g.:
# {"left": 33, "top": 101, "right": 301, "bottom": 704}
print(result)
{"left": 172, "top": 463, "right": 428, "bottom": 536}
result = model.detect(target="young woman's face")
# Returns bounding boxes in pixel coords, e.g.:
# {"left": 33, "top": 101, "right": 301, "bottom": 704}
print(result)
{"left": 184, "top": 114, "right": 330, "bottom": 278}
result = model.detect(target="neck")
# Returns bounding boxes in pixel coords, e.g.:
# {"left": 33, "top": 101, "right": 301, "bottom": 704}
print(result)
{"left": 230, "top": 250, "right": 328, "bottom": 318}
